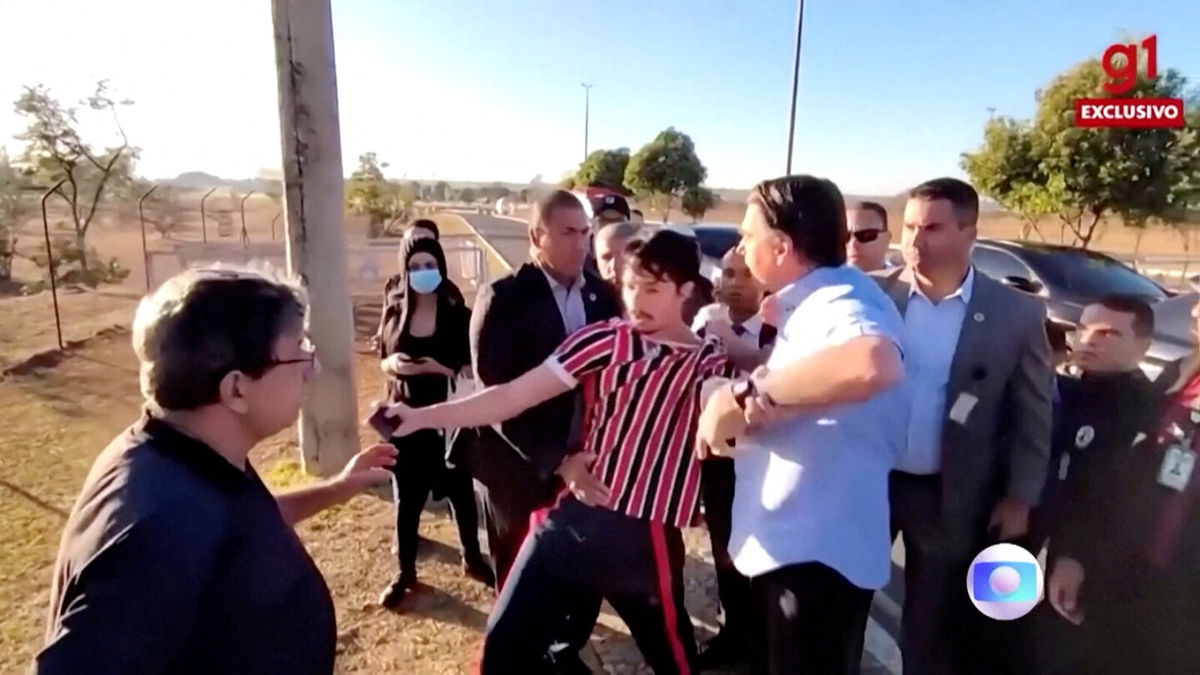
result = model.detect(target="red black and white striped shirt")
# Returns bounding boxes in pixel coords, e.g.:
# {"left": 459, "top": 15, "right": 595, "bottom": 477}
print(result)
{"left": 546, "top": 319, "right": 736, "bottom": 528}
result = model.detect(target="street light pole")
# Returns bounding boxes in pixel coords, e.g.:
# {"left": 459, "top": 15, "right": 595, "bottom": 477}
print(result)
{"left": 785, "top": 0, "right": 806, "bottom": 175}
{"left": 581, "top": 82, "right": 594, "bottom": 162}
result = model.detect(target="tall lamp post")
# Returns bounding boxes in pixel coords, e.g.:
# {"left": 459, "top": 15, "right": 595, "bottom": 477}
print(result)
{"left": 581, "top": 82, "right": 594, "bottom": 163}
{"left": 785, "top": 0, "right": 806, "bottom": 175}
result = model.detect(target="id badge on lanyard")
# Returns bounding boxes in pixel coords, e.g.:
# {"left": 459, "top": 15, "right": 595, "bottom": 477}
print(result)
{"left": 1158, "top": 408, "right": 1200, "bottom": 492}
{"left": 1159, "top": 444, "right": 1196, "bottom": 492}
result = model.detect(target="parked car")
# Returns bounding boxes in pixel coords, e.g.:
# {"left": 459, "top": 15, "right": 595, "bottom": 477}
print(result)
{"left": 971, "top": 239, "right": 1169, "bottom": 326}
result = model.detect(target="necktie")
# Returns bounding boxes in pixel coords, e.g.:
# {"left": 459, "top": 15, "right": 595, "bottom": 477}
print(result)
{"left": 731, "top": 323, "right": 747, "bottom": 337}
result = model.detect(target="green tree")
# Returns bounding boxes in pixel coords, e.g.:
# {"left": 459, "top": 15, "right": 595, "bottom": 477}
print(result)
{"left": 13, "top": 81, "right": 136, "bottom": 273}
{"left": 962, "top": 117, "right": 1057, "bottom": 241}
{"left": 574, "top": 148, "right": 630, "bottom": 193}
{"left": 345, "top": 152, "right": 405, "bottom": 238}
{"left": 145, "top": 186, "right": 186, "bottom": 238}
{"left": 1032, "top": 57, "right": 1190, "bottom": 248}
{"left": 432, "top": 181, "right": 450, "bottom": 202}
{"left": 458, "top": 187, "right": 478, "bottom": 204}
{"left": 681, "top": 186, "right": 718, "bottom": 221}
{"left": 0, "top": 149, "right": 25, "bottom": 284}
{"left": 479, "top": 182, "right": 512, "bottom": 202}
{"left": 625, "top": 127, "right": 707, "bottom": 223}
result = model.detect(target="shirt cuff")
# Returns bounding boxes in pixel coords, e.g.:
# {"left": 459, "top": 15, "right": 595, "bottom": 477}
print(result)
{"left": 544, "top": 356, "right": 578, "bottom": 388}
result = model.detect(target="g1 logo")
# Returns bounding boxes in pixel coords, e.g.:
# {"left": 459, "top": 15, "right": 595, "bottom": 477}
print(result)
{"left": 1102, "top": 35, "right": 1157, "bottom": 95}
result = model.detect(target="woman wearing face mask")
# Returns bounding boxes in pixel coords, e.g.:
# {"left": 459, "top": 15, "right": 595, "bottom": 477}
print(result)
{"left": 377, "top": 237, "right": 494, "bottom": 609}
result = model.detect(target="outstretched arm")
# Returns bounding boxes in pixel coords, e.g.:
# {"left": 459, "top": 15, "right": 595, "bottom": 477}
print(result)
{"left": 390, "top": 363, "right": 572, "bottom": 435}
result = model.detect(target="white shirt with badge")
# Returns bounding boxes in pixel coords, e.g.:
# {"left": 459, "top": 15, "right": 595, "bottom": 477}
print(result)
{"left": 691, "top": 303, "right": 766, "bottom": 352}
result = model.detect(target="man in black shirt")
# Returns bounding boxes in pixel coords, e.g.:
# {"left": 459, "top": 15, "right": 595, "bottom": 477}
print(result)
{"left": 1031, "top": 295, "right": 1158, "bottom": 674}
{"left": 36, "top": 268, "right": 397, "bottom": 675}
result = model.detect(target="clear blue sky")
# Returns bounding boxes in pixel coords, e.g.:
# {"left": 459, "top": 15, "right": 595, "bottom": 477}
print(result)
{"left": 2, "top": 0, "right": 1197, "bottom": 194}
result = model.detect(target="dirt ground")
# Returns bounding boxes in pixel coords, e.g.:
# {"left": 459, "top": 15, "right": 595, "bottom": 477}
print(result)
{"left": 0, "top": 325, "right": 735, "bottom": 674}
{"left": 0, "top": 205, "right": 734, "bottom": 673}
{"left": 3, "top": 191, "right": 1195, "bottom": 673}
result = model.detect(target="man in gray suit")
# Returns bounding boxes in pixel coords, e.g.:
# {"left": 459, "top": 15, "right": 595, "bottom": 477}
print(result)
{"left": 875, "top": 178, "right": 1052, "bottom": 674}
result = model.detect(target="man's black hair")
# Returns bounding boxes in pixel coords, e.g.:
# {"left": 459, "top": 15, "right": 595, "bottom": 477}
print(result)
{"left": 908, "top": 178, "right": 979, "bottom": 229}
{"left": 1095, "top": 294, "right": 1155, "bottom": 338}
{"left": 750, "top": 175, "right": 848, "bottom": 267}
{"left": 624, "top": 230, "right": 701, "bottom": 287}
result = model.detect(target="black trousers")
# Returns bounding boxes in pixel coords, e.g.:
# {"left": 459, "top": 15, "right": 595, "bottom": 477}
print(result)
{"left": 391, "top": 430, "right": 482, "bottom": 576}
{"left": 482, "top": 497, "right": 695, "bottom": 675}
{"left": 889, "top": 471, "right": 1045, "bottom": 675}
{"left": 475, "top": 477, "right": 553, "bottom": 589}
{"left": 475, "top": 480, "right": 599, "bottom": 668}
{"left": 700, "top": 457, "right": 751, "bottom": 645}
{"left": 750, "top": 561, "right": 873, "bottom": 675}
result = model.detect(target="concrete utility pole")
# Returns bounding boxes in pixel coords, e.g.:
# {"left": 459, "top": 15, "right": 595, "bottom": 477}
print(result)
{"left": 271, "top": 0, "right": 359, "bottom": 474}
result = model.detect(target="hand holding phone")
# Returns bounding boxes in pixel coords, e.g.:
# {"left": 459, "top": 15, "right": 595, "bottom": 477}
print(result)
{"left": 367, "top": 403, "right": 401, "bottom": 440}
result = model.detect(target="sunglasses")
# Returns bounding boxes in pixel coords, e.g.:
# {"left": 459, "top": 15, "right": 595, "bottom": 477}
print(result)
{"left": 851, "top": 229, "right": 885, "bottom": 244}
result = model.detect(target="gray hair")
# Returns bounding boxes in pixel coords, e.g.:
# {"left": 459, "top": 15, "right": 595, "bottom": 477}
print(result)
{"left": 133, "top": 266, "right": 306, "bottom": 412}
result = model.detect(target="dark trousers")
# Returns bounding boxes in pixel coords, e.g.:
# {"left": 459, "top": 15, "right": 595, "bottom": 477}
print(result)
{"left": 475, "top": 480, "right": 599, "bottom": 667}
{"left": 482, "top": 497, "right": 695, "bottom": 675}
{"left": 700, "top": 458, "right": 751, "bottom": 645}
{"left": 750, "top": 561, "right": 873, "bottom": 675}
{"left": 888, "top": 471, "right": 980, "bottom": 675}
{"left": 391, "top": 431, "right": 482, "bottom": 576}
{"left": 1077, "top": 575, "right": 1200, "bottom": 675}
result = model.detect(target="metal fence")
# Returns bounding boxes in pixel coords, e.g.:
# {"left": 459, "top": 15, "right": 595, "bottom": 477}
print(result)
{"left": 145, "top": 234, "right": 488, "bottom": 297}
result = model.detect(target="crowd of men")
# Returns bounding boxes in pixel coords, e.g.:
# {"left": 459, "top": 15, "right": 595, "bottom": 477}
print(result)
{"left": 32, "top": 174, "right": 1200, "bottom": 675}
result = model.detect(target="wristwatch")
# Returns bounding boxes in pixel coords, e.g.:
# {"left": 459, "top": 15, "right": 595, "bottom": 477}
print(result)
{"left": 731, "top": 378, "right": 757, "bottom": 411}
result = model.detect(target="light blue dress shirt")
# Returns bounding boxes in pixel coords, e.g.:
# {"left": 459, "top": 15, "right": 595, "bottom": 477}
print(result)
{"left": 730, "top": 265, "right": 909, "bottom": 590}
{"left": 542, "top": 269, "right": 588, "bottom": 334}
{"left": 894, "top": 268, "right": 974, "bottom": 475}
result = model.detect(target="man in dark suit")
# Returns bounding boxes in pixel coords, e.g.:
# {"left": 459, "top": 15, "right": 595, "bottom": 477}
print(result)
{"left": 465, "top": 189, "right": 621, "bottom": 671}
{"left": 874, "top": 178, "right": 1052, "bottom": 675}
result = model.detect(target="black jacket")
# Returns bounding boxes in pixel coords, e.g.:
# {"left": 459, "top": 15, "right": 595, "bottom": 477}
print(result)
{"left": 1041, "top": 369, "right": 1161, "bottom": 554}
{"left": 461, "top": 263, "right": 621, "bottom": 499}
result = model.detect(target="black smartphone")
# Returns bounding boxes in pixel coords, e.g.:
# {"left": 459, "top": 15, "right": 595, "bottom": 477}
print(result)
{"left": 367, "top": 405, "right": 400, "bottom": 440}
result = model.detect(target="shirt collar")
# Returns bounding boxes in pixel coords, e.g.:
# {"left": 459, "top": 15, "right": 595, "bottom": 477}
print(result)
{"left": 540, "top": 267, "right": 584, "bottom": 293}
{"left": 774, "top": 265, "right": 846, "bottom": 308}
{"left": 696, "top": 303, "right": 765, "bottom": 337}
{"left": 137, "top": 412, "right": 253, "bottom": 493}
{"left": 909, "top": 266, "right": 975, "bottom": 304}
{"left": 736, "top": 313, "right": 764, "bottom": 337}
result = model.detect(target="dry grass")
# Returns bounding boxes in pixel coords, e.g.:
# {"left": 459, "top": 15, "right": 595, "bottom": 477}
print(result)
{"left": 0, "top": 327, "right": 733, "bottom": 674}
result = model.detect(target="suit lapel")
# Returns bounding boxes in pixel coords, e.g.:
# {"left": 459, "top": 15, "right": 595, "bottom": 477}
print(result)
{"left": 889, "top": 267, "right": 914, "bottom": 316}
{"left": 581, "top": 278, "right": 604, "bottom": 323}
{"left": 946, "top": 270, "right": 992, "bottom": 407}
{"left": 522, "top": 264, "right": 567, "bottom": 342}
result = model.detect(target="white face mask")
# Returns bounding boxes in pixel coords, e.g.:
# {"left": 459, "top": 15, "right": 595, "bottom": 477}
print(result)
{"left": 408, "top": 268, "right": 442, "bottom": 294}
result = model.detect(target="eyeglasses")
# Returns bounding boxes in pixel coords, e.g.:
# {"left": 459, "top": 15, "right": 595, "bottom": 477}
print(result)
{"left": 266, "top": 340, "right": 317, "bottom": 371}
{"left": 267, "top": 355, "right": 316, "bottom": 369}
{"left": 851, "top": 229, "right": 885, "bottom": 244}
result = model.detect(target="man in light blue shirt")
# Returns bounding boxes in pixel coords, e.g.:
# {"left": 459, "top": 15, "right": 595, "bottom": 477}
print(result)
{"left": 699, "top": 175, "right": 908, "bottom": 675}
{"left": 898, "top": 267, "right": 972, "bottom": 474}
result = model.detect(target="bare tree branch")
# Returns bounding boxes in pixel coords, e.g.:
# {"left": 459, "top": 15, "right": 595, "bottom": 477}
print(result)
{"left": 80, "top": 147, "right": 124, "bottom": 238}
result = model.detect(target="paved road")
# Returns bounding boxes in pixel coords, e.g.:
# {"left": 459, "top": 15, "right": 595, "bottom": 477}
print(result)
{"left": 454, "top": 211, "right": 903, "bottom": 674}
{"left": 454, "top": 212, "right": 530, "bottom": 269}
